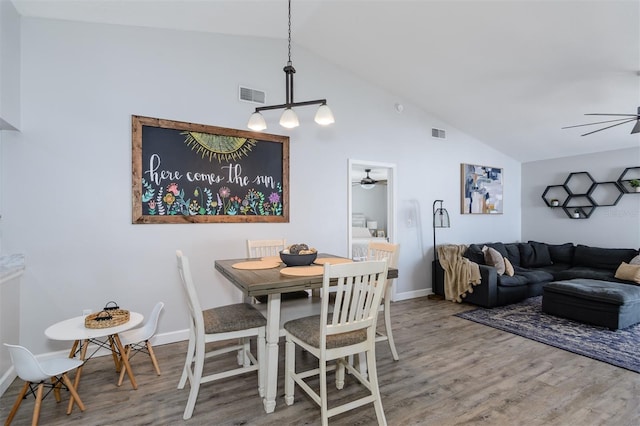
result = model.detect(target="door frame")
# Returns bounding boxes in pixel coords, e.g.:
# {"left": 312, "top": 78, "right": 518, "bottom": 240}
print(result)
{"left": 348, "top": 159, "right": 398, "bottom": 300}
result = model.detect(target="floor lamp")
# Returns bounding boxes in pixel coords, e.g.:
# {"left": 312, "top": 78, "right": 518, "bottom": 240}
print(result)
{"left": 432, "top": 200, "right": 450, "bottom": 297}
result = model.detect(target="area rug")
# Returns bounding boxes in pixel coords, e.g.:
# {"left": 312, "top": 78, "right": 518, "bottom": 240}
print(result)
{"left": 455, "top": 296, "right": 640, "bottom": 373}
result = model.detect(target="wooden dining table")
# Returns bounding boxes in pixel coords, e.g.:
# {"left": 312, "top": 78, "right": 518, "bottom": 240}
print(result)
{"left": 214, "top": 253, "right": 398, "bottom": 414}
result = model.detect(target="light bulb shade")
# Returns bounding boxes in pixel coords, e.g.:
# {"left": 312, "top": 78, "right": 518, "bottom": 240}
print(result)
{"left": 360, "top": 183, "right": 375, "bottom": 190}
{"left": 279, "top": 108, "right": 299, "bottom": 128}
{"left": 433, "top": 208, "right": 450, "bottom": 228}
{"left": 314, "top": 104, "right": 335, "bottom": 125}
{"left": 248, "top": 112, "right": 267, "bottom": 131}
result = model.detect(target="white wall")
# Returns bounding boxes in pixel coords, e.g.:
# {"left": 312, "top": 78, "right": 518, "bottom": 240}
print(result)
{"left": 522, "top": 147, "right": 640, "bottom": 248}
{"left": 2, "top": 18, "right": 522, "bottom": 355}
{"left": 0, "top": 0, "right": 20, "bottom": 129}
{"left": 352, "top": 184, "right": 387, "bottom": 234}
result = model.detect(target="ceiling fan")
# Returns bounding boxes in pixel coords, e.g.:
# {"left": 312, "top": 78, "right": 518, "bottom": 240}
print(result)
{"left": 354, "top": 169, "right": 386, "bottom": 189}
{"left": 562, "top": 106, "right": 640, "bottom": 136}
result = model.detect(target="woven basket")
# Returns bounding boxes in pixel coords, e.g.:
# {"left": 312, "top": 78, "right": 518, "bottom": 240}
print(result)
{"left": 85, "top": 301, "right": 130, "bottom": 329}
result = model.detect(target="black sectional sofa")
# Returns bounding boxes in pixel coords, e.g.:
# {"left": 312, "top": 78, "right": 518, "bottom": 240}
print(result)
{"left": 434, "top": 241, "right": 639, "bottom": 308}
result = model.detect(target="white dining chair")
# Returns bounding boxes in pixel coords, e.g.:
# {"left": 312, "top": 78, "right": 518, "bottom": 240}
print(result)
{"left": 116, "top": 301, "right": 165, "bottom": 386}
{"left": 4, "top": 343, "right": 86, "bottom": 425}
{"left": 176, "top": 250, "right": 266, "bottom": 420}
{"left": 246, "top": 238, "right": 287, "bottom": 258}
{"left": 283, "top": 260, "right": 389, "bottom": 426}
{"left": 246, "top": 238, "right": 311, "bottom": 302}
{"left": 367, "top": 241, "right": 401, "bottom": 361}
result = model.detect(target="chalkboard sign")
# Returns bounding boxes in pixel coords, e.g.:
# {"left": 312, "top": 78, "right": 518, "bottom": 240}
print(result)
{"left": 132, "top": 115, "right": 289, "bottom": 224}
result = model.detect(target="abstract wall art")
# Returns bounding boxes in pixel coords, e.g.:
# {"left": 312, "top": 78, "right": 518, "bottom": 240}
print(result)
{"left": 460, "top": 163, "right": 503, "bottom": 214}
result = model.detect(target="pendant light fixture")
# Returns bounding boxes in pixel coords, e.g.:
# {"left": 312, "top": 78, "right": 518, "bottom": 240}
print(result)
{"left": 247, "top": 0, "right": 334, "bottom": 131}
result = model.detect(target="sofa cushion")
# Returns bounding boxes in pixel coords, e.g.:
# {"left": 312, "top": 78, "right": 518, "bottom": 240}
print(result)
{"left": 545, "top": 242, "right": 575, "bottom": 265}
{"left": 519, "top": 242, "right": 553, "bottom": 268}
{"left": 615, "top": 262, "right": 640, "bottom": 284}
{"left": 554, "top": 266, "right": 616, "bottom": 282}
{"left": 513, "top": 267, "right": 554, "bottom": 284}
{"left": 483, "top": 246, "right": 505, "bottom": 275}
{"left": 497, "top": 273, "right": 529, "bottom": 287}
{"left": 630, "top": 255, "right": 640, "bottom": 265}
{"left": 573, "top": 245, "right": 639, "bottom": 271}
{"left": 504, "top": 244, "right": 521, "bottom": 266}
{"left": 464, "top": 244, "right": 486, "bottom": 265}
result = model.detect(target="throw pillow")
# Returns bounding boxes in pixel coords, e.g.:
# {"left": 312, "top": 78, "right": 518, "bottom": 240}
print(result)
{"left": 614, "top": 262, "right": 640, "bottom": 284}
{"left": 482, "top": 245, "right": 506, "bottom": 275}
{"left": 504, "top": 257, "right": 515, "bottom": 276}
{"left": 630, "top": 254, "right": 640, "bottom": 265}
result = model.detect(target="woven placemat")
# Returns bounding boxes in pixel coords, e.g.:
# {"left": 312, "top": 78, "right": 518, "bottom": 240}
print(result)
{"left": 232, "top": 260, "right": 281, "bottom": 270}
{"left": 314, "top": 257, "right": 353, "bottom": 265}
{"left": 280, "top": 265, "right": 324, "bottom": 277}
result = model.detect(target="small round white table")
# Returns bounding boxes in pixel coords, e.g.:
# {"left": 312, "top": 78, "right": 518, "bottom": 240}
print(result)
{"left": 45, "top": 312, "right": 143, "bottom": 412}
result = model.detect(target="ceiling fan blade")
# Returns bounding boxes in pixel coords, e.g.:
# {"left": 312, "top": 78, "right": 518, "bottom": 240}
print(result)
{"left": 631, "top": 120, "right": 640, "bottom": 134}
{"left": 580, "top": 118, "right": 637, "bottom": 136}
{"left": 562, "top": 117, "right": 637, "bottom": 129}
{"left": 585, "top": 113, "right": 640, "bottom": 117}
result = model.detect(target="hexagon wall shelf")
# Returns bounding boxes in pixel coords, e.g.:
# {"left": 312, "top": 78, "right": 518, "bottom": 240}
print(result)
{"left": 542, "top": 167, "right": 638, "bottom": 219}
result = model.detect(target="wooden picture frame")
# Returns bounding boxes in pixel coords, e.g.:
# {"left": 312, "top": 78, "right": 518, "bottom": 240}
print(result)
{"left": 132, "top": 115, "right": 289, "bottom": 224}
{"left": 460, "top": 163, "right": 503, "bottom": 214}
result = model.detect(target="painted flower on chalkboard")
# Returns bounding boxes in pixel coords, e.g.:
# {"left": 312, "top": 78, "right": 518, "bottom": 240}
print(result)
{"left": 163, "top": 192, "right": 176, "bottom": 206}
{"left": 148, "top": 200, "right": 157, "bottom": 215}
{"left": 167, "top": 183, "right": 180, "bottom": 196}
{"left": 269, "top": 192, "right": 280, "bottom": 204}
{"left": 219, "top": 187, "right": 231, "bottom": 199}
{"left": 189, "top": 200, "right": 200, "bottom": 215}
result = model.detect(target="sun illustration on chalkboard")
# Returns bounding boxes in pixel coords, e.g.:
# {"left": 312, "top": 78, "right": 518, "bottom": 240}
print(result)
{"left": 182, "top": 131, "right": 257, "bottom": 163}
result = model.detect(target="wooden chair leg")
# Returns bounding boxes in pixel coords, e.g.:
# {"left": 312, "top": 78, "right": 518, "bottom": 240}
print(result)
{"left": 51, "top": 377, "right": 62, "bottom": 402}
{"left": 284, "top": 338, "right": 295, "bottom": 405}
{"left": 178, "top": 331, "right": 195, "bottom": 390}
{"left": 257, "top": 330, "right": 265, "bottom": 398}
{"left": 31, "top": 383, "right": 44, "bottom": 426}
{"left": 147, "top": 341, "right": 161, "bottom": 375}
{"left": 366, "top": 348, "right": 387, "bottom": 426}
{"left": 384, "top": 297, "right": 399, "bottom": 361}
{"left": 62, "top": 373, "right": 85, "bottom": 414}
{"left": 5, "top": 381, "right": 29, "bottom": 425}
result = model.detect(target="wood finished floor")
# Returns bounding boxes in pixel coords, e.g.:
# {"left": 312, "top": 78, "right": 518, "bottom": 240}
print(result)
{"left": 2, "top": 297, "right": 639, "bottom": 426}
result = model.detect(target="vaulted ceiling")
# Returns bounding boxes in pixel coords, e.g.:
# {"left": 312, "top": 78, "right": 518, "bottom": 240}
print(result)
{"left": 11, "top": 0, "right": 640, "bottom": 162}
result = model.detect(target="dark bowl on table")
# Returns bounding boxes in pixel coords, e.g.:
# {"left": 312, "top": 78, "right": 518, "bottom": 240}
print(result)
{"left": 279, "top": 251, "right": 318, "bottom": 267}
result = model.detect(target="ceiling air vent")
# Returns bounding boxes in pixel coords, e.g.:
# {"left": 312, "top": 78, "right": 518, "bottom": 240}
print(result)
{"left": 432, "top": 128, "right": 446, "bottom": 139}
{"left": 239, "top": 86, "right": 266, "bottom": 104}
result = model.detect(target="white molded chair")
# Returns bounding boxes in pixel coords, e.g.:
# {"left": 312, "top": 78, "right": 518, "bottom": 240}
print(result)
{"left": 116, "top": 301, "right": 165, "bottom": 386}
{"left": 176, "top": 250, "right": 266, "bottom": 420}
{"left": 4, "top": 343, "right": 86, "bottom": 426}
{"left": 283, "top": 260, "right": 389, "bottom": 426}
{"left": 367, "top": 241, "right": 400, "bottom": 361}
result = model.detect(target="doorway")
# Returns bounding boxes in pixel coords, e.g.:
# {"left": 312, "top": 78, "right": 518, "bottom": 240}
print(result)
{"left": 347, "top": 159, "right": 397, "bottom": 297}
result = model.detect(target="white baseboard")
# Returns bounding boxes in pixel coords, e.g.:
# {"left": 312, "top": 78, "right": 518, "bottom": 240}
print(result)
{"left": 394, "top": 288, "right": 432, "bottom": 301}
{"left": 0, "top": 367, "right": 16, "bottom": 398}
